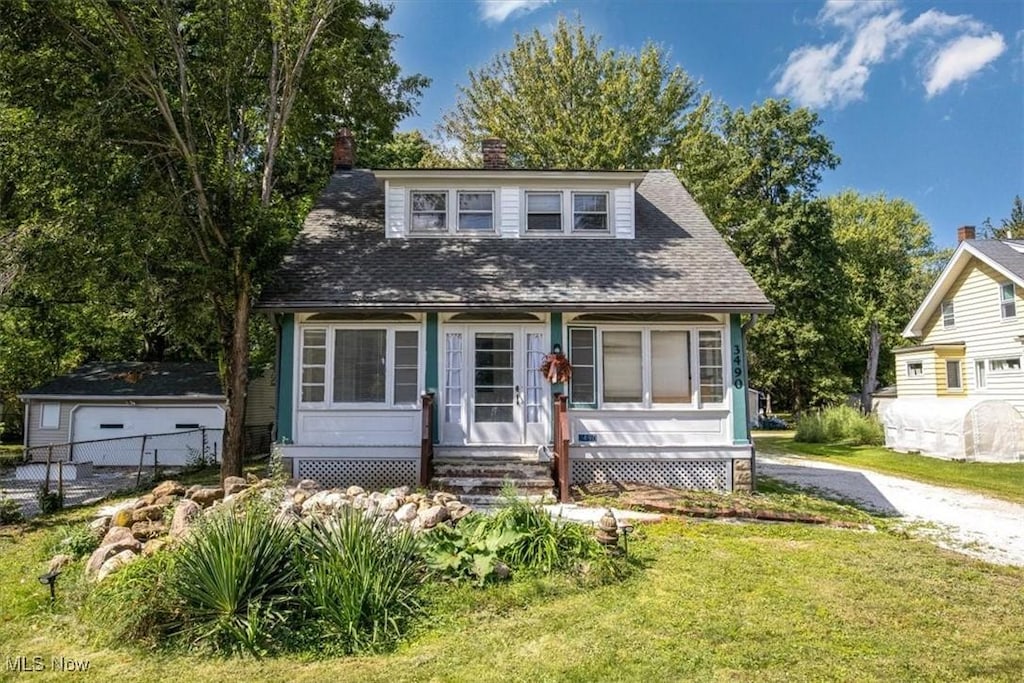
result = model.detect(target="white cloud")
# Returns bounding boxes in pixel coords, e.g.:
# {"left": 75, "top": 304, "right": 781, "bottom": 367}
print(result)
{"left": 478, "top": 0, "right": 554, "bottom": 24}
{"left": 925, "top": 32, "right": 1006, "bottom": 96}
{"left": 775, "top": 2, "right": 1006, "bottom": 108}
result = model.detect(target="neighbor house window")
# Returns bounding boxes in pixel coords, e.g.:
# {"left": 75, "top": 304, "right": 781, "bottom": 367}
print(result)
{"left": 698, "top": 331, "right": 724, "bottom": 403}
{"left": 1000, "top": 282, "right": 1016, "bottom": 319}
{"left": 410, "top": 191, "right": 447, "bottom": 232}
{"left": 990, "top": 357, "right": 1022, "bottom": 372}
{"left": 975, "top": 360, "right": 986, "bottom": 389}
{"left": 457, "top": 191, "right": 494, "bottom": 232}
{"left": 602, "top": 331, "right": 642, "bottom": 403}
{"left": 906, "top": 362, "right": 924, "bottom": 377}
{"left": 945, "top": 360, "right": 962, "bottom": 390}
{"left": 568, "top": 328, "right": 596, "bottom": 406}
{"left": 333, "top": 329, "right": 387, "bottom": 403}
{"left": 941, "top": 300, "right": 955, "bottom": 328}
{"left": 525, "top": 192, "right": 562, "bottom": 232}
{"left": 40, "top": 403, "right": 60, "bottom": 429}
{"left": 572, "top": 192, "right": 609, "bottom": 232}
{"left": 300, "top": 328, "right": 327, "bottom": 403}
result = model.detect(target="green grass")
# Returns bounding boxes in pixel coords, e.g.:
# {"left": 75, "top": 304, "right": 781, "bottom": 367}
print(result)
{"left": 0, "top": 443, "right": 23, "bottom": 469}
{"left": 757, "top": 433, "right": 1024, "bottom": 504}
{"left": 2, "top": 498, "right": 1023, "bottom": 680}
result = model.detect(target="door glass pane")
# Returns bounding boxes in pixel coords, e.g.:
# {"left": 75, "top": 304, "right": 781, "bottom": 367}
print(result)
{"left": 333, "top": 329, "right": 386, "bottom": 402}
{"left": 445, "top": 333, "right": 463, "bottom": 423}
{"left": 602, "top": 331, "right": 641, "bottom": 402}
{"left": 526, "top": 333, "right": 544, "bottom": 423}
{"left": 393, "top": 330, "right": 419, "bottom": 404}
{"left": 475, "top": 333, "right": 515, "bottom": 423}
{"left": 652, "top": 331, "right": 691, "bottom": 403}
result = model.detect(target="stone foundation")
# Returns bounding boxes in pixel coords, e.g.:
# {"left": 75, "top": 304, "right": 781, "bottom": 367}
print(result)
{"left": 732, "top": 458, "right": 752, "bottom": 493}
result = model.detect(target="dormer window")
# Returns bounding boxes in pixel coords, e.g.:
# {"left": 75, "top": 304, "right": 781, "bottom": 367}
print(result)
{"left": 457, "top": 191, "right": 495, "bottom": 232}
{"left": 526, "top": 192, "right": 562, "bottom": 232}
{"left": 573, "top": 192, "right": 609, "bottom": 232}
{"left": 410, "top": 191, "right": 447, "bottom": 233}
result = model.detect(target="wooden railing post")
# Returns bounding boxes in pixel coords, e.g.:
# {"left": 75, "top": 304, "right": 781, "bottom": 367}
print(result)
{"left": 554, "top": 393, "right": 571, "bottom": 503}
{"left": 420, "top": 392, "right": 435, "bottom": 487}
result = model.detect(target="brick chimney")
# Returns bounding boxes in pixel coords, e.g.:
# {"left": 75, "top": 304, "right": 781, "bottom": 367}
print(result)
{"left": 957, "top": 225, "right": 976, "bottom": 243}
{"left": 481, "top": 138, "right": 507, "bottom": 169}
{"left": 333, "top": 128, "right": 355, "bottom": 170}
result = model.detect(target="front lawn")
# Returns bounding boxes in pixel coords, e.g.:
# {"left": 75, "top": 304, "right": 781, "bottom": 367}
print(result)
{"left": 2, "top": 497, "right": 1023, "bottom": 681}
{"left": 756, "top": 433, "right": 1024, "bottom": 504}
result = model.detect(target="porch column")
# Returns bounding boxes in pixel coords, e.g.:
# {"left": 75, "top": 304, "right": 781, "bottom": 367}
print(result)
{"left": 425, "top": 312, "right": 439, "bottom": 443}
{"left": 275, "top": 313, "right": 295, "bottom": 443}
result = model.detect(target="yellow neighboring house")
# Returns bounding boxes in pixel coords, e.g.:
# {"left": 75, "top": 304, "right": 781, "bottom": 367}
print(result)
{"left": 884, "top": 227, "right": 1024, "bottom": 462}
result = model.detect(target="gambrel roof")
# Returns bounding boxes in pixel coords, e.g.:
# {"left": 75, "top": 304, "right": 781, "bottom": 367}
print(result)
{"left": 259, "top": 169, "right": 772, "bottom": 313}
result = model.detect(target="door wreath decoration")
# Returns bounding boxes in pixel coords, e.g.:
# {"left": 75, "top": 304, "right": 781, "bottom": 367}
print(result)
{"left": 540, "top": 351, "right": 572, "bottom": 384}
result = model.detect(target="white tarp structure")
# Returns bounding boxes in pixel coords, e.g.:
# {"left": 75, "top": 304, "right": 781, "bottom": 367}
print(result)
{"left": 880, "top": 398, "right": 1024, "bottom": 463}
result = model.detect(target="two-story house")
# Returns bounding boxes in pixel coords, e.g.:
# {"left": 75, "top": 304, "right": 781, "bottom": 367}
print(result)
{"left": 257, "top": 133, "right": 773, "bottom": 499}
{"left": 884, "top": 226, "right": 1024, "bottom": 462}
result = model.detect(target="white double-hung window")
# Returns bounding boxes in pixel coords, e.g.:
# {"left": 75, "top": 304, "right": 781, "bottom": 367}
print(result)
{"left": 299, "top": 325, "right": 421, "bottom": 406}
{"left": 568, "top": 326, "right": 722, "bottom": 409}
{"left": 1000, "top": 282, "right": 1017, "bottom": 319}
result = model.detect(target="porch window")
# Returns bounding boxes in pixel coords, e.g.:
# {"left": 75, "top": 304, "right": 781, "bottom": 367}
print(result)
{"left": 568, "top": 328, "right": 596, "bottom": 406}
{"left": 698, "top": 331, "right": 724, "bottom": 403}
{"left": 1000, "top": 282, "right": 1016, "bottom": 319}
{"left": 572, "top": 192, "right": 609, "bottom": 232}
{"left": 333, "top": 329, "right": 387, "bottom": 403}
{"left": 457, "top": 191, "right": 494, "bottom": 232}
{"left": 602, "top": 331, "right": 642, "bottom": 403}
{"left": 652, "top": 331, "right": 691, "bottom": 403}
{"left": 990, "top": 357, "right": 1022, "bottom": 373}
{"left": 525, "top": 192, "right": 562, "bottom": 232}
{"left": 393, "top": 331, "right": 420, "bottom": 404}
{"left": 410, "top": 191, "right": 447, "bottom": 233}
{"left": 300, "top": 328, "right": 327, "bottom": 403}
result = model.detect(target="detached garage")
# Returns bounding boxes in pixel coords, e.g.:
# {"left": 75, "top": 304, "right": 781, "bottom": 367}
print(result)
{"left": 20, "top": 362, "right": 231, "bottom": 466}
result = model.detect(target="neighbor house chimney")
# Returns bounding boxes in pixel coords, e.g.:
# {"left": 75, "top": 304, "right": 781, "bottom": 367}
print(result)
{"left": 333, "top": 128, "right": 355, "bottom": 170}
{"left": 957, "top": 225, "right": 976, "bottom": 243}
{"left": 481, "top": 138, "right": 507, "bottom": 169}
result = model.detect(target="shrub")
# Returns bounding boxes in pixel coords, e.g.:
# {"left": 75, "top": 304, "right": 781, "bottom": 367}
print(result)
{"left": 173, "top": 502, "right": 297, "bottom": 656}
{"left": 297, "top": 510, "right": 423, "bottom": 653}
{"left": 420, "top": 513, "right": 522, "bottom": 584}
{"left": 0, "top": 494, "right": 23, "bottom": 524}
{"left": 47, "top": 523, "right": 100, "bottom": 558}
{"left": 795, "top": 404, "right": 884, "bottom": 445}
{"left": 36, "top": 486, "right": 63, "bottom": 514}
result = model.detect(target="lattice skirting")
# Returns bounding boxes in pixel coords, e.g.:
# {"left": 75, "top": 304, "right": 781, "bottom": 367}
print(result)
{"left": 295, "top": 459, "right": 419, "bottom": 490}
{"left": 571, "top": 459, "right": 733, "bottom": 491}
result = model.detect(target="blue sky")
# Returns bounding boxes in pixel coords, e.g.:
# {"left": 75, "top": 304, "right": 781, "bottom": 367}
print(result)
{"left": 388, "top": 0, "right": 1023, "bottom": 247}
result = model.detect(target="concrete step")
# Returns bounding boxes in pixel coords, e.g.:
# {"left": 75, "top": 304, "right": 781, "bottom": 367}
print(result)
{"left": 457, "top": 492, "right": 556, "bottom": 508}
{"left": 432, "top": 462, "right": 552, "bottom": 479}
{"left": 434, "top": 446, "right": 546, "bottom": 462}
{"left": 432, "top": 475, "right": 555, "bottom": 494}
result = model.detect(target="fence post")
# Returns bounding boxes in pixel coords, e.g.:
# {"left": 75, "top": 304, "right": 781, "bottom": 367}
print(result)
{"left": 44, "top": 445, "right": 53, "bottom": 494}
{"left": 201, "top": 427, "right": 207, "bottom": 462}
{"left": 153, "top": 448, "right": 159, "bottom": 481}
{"left": 57, "top": 460, "right": 64, "bottom": 500}
{"left": 135, "top": 434, "right": 148, "bottom": 489}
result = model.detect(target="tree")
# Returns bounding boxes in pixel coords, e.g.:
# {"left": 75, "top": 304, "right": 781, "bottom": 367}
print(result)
{"left": 669, "top": 98, "right": 846, "bottom": 410}
{"left": 359, "top": 130, "right": 440, "bottom": 169}
{"left": 438, "top": 16, "right": 697, "bottom": 168}
{"left": 828, "top": 191, "right": 938, "bottom": 411}
{"left": 1, "top": 0, "right": 425, "bottom": 477}
{"left": 982, "top": 195, "right": 1024, "bottom": 239}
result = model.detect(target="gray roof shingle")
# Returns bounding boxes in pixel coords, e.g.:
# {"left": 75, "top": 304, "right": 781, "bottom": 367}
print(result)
{"left": 968, "top": 239, "right": 1024, "bottom": 282}
{"left": 21, "top": 362, "right": 222, "bottom": 398}
{"left": 259, "top": 169, "right": 772, "bottom": 312}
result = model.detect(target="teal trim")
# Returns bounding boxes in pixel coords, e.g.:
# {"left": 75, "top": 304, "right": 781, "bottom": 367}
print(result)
{"left": 425, "top": 313, "right": 439, "bottom": 443}
{"left": 275, "top": 314, "right": 295, "bottom": 443}
{"left": 549, "top": 312, "right": 564, "bottom": 394}
{"left": 730, "top": 314, "right": 750, "bottom": 445}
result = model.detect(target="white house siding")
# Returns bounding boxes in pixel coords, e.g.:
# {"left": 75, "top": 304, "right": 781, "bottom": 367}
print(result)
{"left": 613, "top": 186, "right": 634, "bottom": 238}
{"left": 919, "top": 261, "right": 1024, "bottom": 412}
{"left": 499, "top": 187, "right": 520, "bottom": 238}
{"left": 385, "top": 182, "right": 404, "bottom": 237}
{"left": 293, "top": 408, "right": 420, "bottom": 448}
{"left": 570, "top": 409, "right": 729, "bottom": 446}
{"left": 24, "top": 400, "right": 73, "bottom": 451}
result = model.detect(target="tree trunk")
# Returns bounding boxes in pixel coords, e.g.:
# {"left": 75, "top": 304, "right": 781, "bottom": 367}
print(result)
{"left": 220, "top": 256, "right": 251, "bottom": 481}
{"left": 861, "top": 320, "right": 881, "bottom": 414}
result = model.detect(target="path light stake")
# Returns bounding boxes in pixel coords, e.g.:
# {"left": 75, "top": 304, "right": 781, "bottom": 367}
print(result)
{"left": 38, "top": 569, "right": 60, "bottom": 603}
{"left": 619, "top": 523, "right": 634, "bottom": 558}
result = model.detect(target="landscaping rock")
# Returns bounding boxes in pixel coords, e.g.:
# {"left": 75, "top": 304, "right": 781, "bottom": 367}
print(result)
{"left": 142, "top": 539, "right": 167, "bottom": 556}
{"left": 298, "top": 479, "right": 319, "bottom": 492}
{"left": 153, "top": 494, "right": 178, "bottom": 507}
{"left": 346, "top": 485, "right": 366, "bottom": 497}
{"left": 433, "top": 492, "right": 458, "bottom": 506}
{"left": 394, "top": 502, "right": 418, "bottom": 523}
{"left": 111, "top": 508, "right": 133, "bottom": 528}
{"left": 293, "top": 490, "right": 309, "bottom": 506}
{"left": 190, "top": 487, "right": 224, "bottom": 507}
{"left": 132, "top": 505, "right": 165, "bottom": 523}
{"left": 223, "top": 476, "right": 248, "bottom": 496}
{"left": 88, "top": 516, "right": 110, "bottom": 539}
{"left": 186, "top": 484, "right": 201, "bottom": 498}
{"left": 170, "top": 499, "right": 202, "bottom": 538}
{"left": 131, "top": 520, "right": 166, "bottom": 541}
{"left": 387, "top": 486, "right": 410, "bottom": 499}
{"left": 135, "top": 493, "right": 156, "bottom": 508}
{"left": 418, "top": 505, "right": 449, "bottom": 529}
{"left": 153, "top": 480, "right": 186, "bottom": 499}
{"left": 96, "top": 549, "right": 138, "bottom": 582}
{"left": 449, "top": 504, "right": 473, "bottom": 522}
{"left": 48, "top": 554, "right": 74, "bottom": 573}
{"left": 380, "top": 495, "right": 400, "bottom": 512}
{"left": 246, "top": 472, "right": 260, "bottom": 484}
{"left": 101, "top": 525, "right": 136, "bottom": 547}
{"left": 86, "top": 537, "right": 142, "bottom": 579}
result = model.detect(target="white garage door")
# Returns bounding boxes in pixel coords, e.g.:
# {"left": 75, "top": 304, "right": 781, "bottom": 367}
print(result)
{"left": 72, "top": 404, "right": 225, "bottom": 466}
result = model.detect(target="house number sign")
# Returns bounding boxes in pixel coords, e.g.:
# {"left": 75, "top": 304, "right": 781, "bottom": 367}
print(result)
{"left": 732, "top": 344, "right": 744, "bottom": 390}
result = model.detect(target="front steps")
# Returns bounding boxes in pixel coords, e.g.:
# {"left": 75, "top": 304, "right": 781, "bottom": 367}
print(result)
{"left": 430, "top": 446, "right": 555, "bottom": 506}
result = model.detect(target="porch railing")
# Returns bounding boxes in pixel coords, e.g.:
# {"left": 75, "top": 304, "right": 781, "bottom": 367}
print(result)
{"left": 552, "top": 393, "right": 570, "bottom": 503}
{"left": 420, "top": 392, "right": 435, "bottom": 487}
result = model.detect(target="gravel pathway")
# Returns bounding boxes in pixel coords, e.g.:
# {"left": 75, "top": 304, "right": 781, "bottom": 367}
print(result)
{"left": 759, "top": 454, "right": 1024, "bottom": 567}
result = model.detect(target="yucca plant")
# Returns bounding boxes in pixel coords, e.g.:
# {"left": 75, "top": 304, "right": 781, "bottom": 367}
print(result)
{"left": 174, "top": 502, "right": 297, "bottom": 656}
{"left": 298, "top": 509, "right": 423, "bottom": 654}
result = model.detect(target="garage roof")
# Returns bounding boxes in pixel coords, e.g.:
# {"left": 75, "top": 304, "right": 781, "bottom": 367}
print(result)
{"left": 20, "top": 362, "right": 223, "bottom": 400}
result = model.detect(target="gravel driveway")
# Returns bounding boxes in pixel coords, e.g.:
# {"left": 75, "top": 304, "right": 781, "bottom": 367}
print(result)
{"left": 0, "top": 469, "right": 140, "bottom": 519}
{"left": 759, "top": 454, "right": 1024, "bottom": 567}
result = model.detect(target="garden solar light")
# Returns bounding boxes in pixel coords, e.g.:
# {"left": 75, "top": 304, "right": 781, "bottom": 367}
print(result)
{"left": 619, "top": 523, "right": 635, "bottom": 557}
{"left": 38, "top": 569, "right": 61, "bottom": 603}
